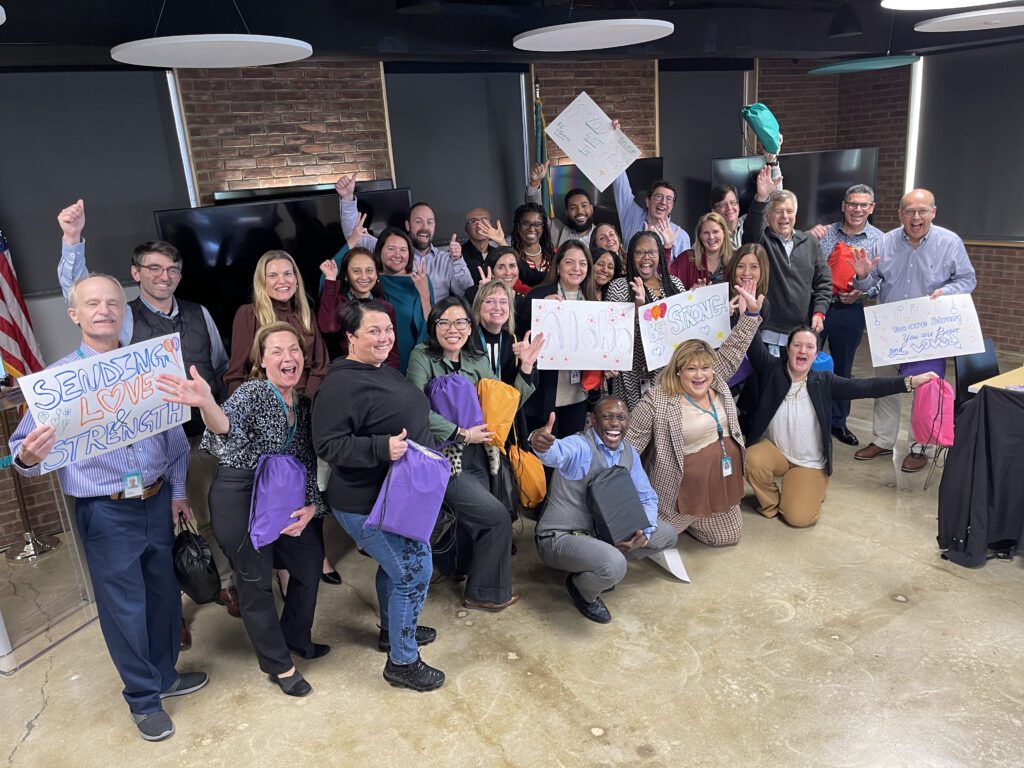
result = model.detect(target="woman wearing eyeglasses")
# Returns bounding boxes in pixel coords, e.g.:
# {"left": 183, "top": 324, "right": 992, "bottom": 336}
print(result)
{"left": 510, "top": 203, "right": 555, "bottom": 289}
{"left": 406, "top": 296, "right": 544, "bottom": 611}
{"left": 604, "top": 231, "right": 685, "bottom": 410}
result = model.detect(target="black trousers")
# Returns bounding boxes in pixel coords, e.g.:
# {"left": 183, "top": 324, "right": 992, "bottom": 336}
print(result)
{"left": 442, "top": 444, "right": 513, "bottom": 604}
{"left": 209, "top": 465, "right": 324, "bottom": 675}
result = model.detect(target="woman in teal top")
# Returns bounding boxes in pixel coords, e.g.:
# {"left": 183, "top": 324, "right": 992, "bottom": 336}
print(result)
{"left": 406, "top": 296, "right": 543, "bottom": 612}
{"left": 374, "top": 227, "right": 434, "bottom": 373}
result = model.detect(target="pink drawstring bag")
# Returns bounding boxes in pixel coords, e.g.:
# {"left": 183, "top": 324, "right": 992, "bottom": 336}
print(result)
{"left": 911, "top": 378, "right": 954, "bottom": 447}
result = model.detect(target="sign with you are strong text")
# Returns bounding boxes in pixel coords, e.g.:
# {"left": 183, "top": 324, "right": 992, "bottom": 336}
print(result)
{"left": 17, "top": 334, "right": 188, "bottom": 473}
{"left": 638, "top": 283, "right": 732, "bottom": 371}
{"left": 531, "top": 300, "right": 635, "bottom": 371}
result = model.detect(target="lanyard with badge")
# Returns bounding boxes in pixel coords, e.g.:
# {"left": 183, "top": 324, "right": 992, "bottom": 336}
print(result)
{"left": 558, "top": 284, "right": 582, "bottom": 385}
{"left": 269, "top": 382, "right": 297, "bottom": 451}
{"left": 684, "top": 392, "right": 733, "bottom": 477}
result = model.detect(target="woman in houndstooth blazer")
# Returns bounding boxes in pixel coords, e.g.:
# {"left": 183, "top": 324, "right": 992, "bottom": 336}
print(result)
{"left": 626, "top": 290, "right": 763, "bottom": 547}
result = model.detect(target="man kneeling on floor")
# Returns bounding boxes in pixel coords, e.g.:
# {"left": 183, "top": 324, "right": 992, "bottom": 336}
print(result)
{"left": 530, "top": 397, "right": 678, "bottom": 623}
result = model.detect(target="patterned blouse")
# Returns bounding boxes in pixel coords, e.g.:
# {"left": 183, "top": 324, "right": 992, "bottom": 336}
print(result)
{"left": 201, "top": 379, "right": 326, "bottom": 516}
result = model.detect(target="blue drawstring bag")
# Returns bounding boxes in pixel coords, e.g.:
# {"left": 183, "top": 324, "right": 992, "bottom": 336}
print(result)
{"left": 249, "top": 454, "right": 307, "bottom": 549}
{"left": 425, "top": 372, "right": 484, "bottom": 445}
{"left": 740, "top": 103, "right": 781, "bottom": 154}
{"left": 365, "top": 441, "right": 451, "bottom": 545}
{"left": 811, "top": 352, "right": 834, "bottom": 373}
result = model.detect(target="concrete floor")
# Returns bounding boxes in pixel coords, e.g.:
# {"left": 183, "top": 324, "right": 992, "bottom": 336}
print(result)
{"left": 2, "top": 347, "right": 1023, "bottom": 768}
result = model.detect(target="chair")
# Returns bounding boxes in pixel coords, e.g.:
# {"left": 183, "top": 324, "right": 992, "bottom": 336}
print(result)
{"left": 953, "top": 337, "right": 999, "bottom": 416}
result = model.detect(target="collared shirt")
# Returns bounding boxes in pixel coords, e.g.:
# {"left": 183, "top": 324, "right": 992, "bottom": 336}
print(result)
{"left": 8, "top": 343, "right": 189, "bottom": 499}
{"left": 819, "top": 220, "right": 884, "bottom": 262}
{"left": 535, "top": 430, "right": 658, "bottom": 536}
{"left": 340, "top": 199, "right": 474, "bottom": 301}
{"left": 612, "top": 171, "right": 691, "bottom": 263}
{"left": 57, "top": 240, "right": 228, "bottom": 378}
{"left": 854, "top": 224, "right": 976, "bottom": 303}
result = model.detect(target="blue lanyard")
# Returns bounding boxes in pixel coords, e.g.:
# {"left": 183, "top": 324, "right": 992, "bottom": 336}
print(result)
{"left": 684, "top": 392, "right": 723, "bottom": 441}
{"left": 268, "top": 382, "right": 297, "bottom": 451}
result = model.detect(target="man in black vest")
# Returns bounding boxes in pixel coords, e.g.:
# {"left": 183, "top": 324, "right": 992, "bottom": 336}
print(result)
{"left": 57, "top": 200, "right": 236, "bottom": 647}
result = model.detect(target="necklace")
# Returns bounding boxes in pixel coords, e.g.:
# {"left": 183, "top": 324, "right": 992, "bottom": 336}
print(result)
{"left": 785, "top": 381, "right": 805, "bottom": 400}
{"left": 522, "top": 244, "right": 542, "bottom": 258}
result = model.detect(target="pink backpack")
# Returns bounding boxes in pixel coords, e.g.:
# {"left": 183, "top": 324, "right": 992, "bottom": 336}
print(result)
{"left": 911, "top": 378, "right": 954, "bottom": 447}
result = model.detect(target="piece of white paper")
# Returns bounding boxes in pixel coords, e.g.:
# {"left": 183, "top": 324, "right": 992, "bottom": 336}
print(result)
{"left": 638, "top": 283, "right": 732, "bottom": 371}
{"left": 649, "top": 549, "right": 690, "bottom": 583}
{"left": 17, "top": 334, "right": 188, "bottom": 473}
{"left": 544, "top": 91, "right": 641, "bottom": 192}
{"left": 863, "top": 294, "right": 985, "bottom": 367}
{"left": 531, "top": 300, "right": 635, "bottom": 371}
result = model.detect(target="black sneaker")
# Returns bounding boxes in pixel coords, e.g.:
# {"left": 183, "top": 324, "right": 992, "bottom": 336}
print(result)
{"left": 132, "top": 710, "right": 174, "bottom": 741}
{"left": 383, "top": 656, "right": 445, "bottom": 692}
{"left": 269, "top": 670, "right": 313, "bottom": 697}
{"left": 565, "top": 574, "right": 612, "bottom": 624}
{"left": 377, "top": 625, "right": 437, "bottom": 653}
{"left": 159, "top": 671, "right": 209, "bottom": 699}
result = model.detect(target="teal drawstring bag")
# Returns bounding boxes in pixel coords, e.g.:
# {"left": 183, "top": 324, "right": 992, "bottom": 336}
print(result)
{"left": 740, "top": 103, "right": 781, "bottom": 154}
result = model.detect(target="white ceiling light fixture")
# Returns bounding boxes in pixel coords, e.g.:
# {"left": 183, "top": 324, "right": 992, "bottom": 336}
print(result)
{"left": 111, "top": 0, "right": 312, "bottom": 68}
{"left": 914, "top": 5, "right": 1024, "bottom": 32}
{"left": 513, "top": 19, "right": 674, "bottom": 52}
{"left": 881, "top": 0, "right": 1017, "bottom": 10}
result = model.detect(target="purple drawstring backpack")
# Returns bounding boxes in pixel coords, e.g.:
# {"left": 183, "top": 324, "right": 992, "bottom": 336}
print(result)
{"left": 425, "top": 372, "right": 484, "bottom": 445}
{"left": 364, "top": 440, "right": 451, "bottom": 544}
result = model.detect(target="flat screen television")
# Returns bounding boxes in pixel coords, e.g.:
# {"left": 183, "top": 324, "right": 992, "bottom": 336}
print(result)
{"left": 545, "top": 157, "right": 665, "bottom": 228}
{"left": 711, "top": 148, "right": 879, "bottom": 230}
{"left": 154, "top": 188, "right": 412, "bottom": 347}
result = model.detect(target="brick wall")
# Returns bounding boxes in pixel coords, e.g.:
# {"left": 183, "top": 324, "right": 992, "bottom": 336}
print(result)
{"left": 532, "top": 60, "right": 658, "bottom": 163}
{"left": 967, "top": 244, "right": 1024, "bottom": 355}
{"left": 176, "top": 62, "right": 392, "bottom": 205}
{"left": 0, "top": 455, "right": 66, "bottom": 549}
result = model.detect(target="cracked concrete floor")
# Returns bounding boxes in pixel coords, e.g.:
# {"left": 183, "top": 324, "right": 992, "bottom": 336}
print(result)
{"left": 2, "top": 353, "right": 1023, "bottom": 767}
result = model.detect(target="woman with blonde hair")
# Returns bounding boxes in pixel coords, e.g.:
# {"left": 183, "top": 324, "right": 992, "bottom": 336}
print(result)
{"left": 225, "top": 250, "right": 328, "bottom": 396}
{"left": 670, "top": 211, "right": 734, "bottom": 289}
{"left": 627, "top": 285, "right": 762, "bottom": 547}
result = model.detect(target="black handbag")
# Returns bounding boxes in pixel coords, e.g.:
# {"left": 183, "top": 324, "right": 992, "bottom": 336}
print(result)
{"left": 172, "top": 517, "right": 221, "bottom": 604}
{"left": 586, "top": 465, "right": 651, "bottom": 546}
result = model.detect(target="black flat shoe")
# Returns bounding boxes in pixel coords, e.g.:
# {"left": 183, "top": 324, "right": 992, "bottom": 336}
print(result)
{"left": 377, "top": 625, "right": 437, "bottom": 653}
{"left": 830, "top": 426, "right": 859, "bottom": 446}
{"left": 270, "top": 670, "right": 312, "bottom": 697}
{"left": 287, "top": 642, "right": 331, "bottom": 660}
{"left": 565, "top": 574, "right": 612, "bottom": 624}
{"left": 320, "top": 570, "right": 342, "bottom": 585}
{"left": 383, "top": 656, "right": 445, "bottom": 692}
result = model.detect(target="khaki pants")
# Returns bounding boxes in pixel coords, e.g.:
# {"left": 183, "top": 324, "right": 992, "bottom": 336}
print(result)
{"left": 744, "top": 440, "right": 829, "bottom": 528}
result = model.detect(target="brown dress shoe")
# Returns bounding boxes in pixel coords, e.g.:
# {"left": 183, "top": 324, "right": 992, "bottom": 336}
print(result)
{"left": 217, "top": 586, "right": 241, "bottom": 618}
{"left": 463, "top": 593, "right": 520, "bottom": 612}
{"left": 901, "top": 452, "right": 929, "bottom": 473}
{"left": 854, "top": 443, "right": 894, "bottom": 461}
{"left": 180, "top": 618, "right": 192, "bottom": 651}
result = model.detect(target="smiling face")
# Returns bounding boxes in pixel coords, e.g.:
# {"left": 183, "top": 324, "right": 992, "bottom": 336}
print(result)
{"left": 698, "top": 220, "right": 726, "bottom": 256}
{"left": 766, "top": 199, "right": 797, "bottom": 240}
{"left": 733, "top": 252, "right": 761, "bottom": 295}
{"left": 518, "top": 211, "right": 544, "bottom": 247}
{"left": 713, "top": 191, "right": 741, "bottom": 228}
{"left": 346, "top": 309, "right": 395, "bottom": 366}
{"left": 260, "top": 330, "right": 304, "bottom": 390}
{"left": 631, "top": 234, "right": 660, "bottom": 280}
{"left": 68, "top": 276, "right": 125, "bottom": 347}
{"left": 592, "top": 398, "right": 629, "bottom": 450}
{"left": 557, "top": 246, "right": 589, "bottom": 290}
{"left": 435, "top": 305, "right": 472, "bottom": 357}
{"left": 491, "top": 252, "right": 519, "bottom": 287}
{"left": 899, "top": 190, "right": 936, "bottom": 245}
{"left": 406, "top": 204, "right": 435, "bottom": 252}
{"left": 592, "top": 252, "right": 617, "bottom": 287}
{"left": 465, "top": 208, "right": 492, "bottom": 242}
{"left": 265, "top": 258, "right": 298, "bottom": 303}
{"left": 787, "top": 330, "right": 818, "bottom": 379}
{"left": 647, "top": 186, "right": 675, "bottom": 223}
{"left": 677, "top": 355, "right": 715, "bottom": 400}
{"left": 594, "top": 223, "right": 620, "bottom": 253}
{"left": 131, "top": 250, "right": 181, "bottom": 306}
{"left": 478, "top": 286, "right": 510, "bottom": 333}
{"left": 842, "top": 192, "right": 875, "bottom": 233}
{"left": 565, "top": 193, "right": 594, "bottom": 233}
{"left": 379, "top": 234, "right": 411, "bottom": 275}
{"left": 346, "top": 253, "right": 377, "bottom": 298}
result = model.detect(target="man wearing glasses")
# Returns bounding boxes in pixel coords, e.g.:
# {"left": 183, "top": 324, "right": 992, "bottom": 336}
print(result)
{"left": 849, "top": 189, "right": 976, "bottom": 472}
{"left": 805, "top": 184, "right": 884, "bottom": 447}
{"left": 56, "top": 200, "right": 236, "bottom": 646}
{"left": 462, "top": 207, "right": 500, "bottom": 287}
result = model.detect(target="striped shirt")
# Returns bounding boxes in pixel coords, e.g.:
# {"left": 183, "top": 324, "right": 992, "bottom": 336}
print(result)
{"left": 8, "top": 343, "right": 189, "bottom": 499}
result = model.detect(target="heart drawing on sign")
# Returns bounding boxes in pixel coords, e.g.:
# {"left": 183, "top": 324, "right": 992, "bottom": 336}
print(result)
{"left": 97, "top": 387, "right": 126, "bottom": 413}
{"left": 699, "top": 325, "right": 711, "bottom": 336}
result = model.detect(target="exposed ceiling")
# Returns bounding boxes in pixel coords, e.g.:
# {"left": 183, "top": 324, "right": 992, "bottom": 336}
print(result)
{"left": 1, "top": 0, "right": 1022, "bottom": 68}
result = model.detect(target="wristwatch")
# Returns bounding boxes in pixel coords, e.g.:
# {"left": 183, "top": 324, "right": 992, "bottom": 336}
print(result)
{"left": 454, "top": 428, "right": 468, "bottom": 445}
{"left": 905, "top": 376, "right": 914, "bottom": 392}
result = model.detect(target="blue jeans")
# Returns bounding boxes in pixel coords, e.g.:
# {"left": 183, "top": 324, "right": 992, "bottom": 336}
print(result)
{"left": 332, "top": 509, "right": 432, "bottom": 664}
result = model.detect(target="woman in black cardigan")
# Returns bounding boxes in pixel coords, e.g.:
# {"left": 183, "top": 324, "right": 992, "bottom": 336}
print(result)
{"left": 743, "top": 326, "right": 938, "bottom": 528}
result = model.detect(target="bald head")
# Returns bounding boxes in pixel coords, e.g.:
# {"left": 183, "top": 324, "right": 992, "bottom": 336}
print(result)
{"left": 898, "top": 189, "right": 937, "bottom": 245}
{"left": 900, "top": 189, "right": 936, "bottom": 210}
{"left": 465, "top": 207, "right": 494, "bottom": 243}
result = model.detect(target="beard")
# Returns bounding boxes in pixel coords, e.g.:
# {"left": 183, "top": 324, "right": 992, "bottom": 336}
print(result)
{"left": 565, "top": 215, "right": 593, "bottom": 234}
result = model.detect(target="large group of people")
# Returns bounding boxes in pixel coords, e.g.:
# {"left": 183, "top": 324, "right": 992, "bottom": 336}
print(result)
{"left": 9, "top": 132, "right": 975, "bottom": 740}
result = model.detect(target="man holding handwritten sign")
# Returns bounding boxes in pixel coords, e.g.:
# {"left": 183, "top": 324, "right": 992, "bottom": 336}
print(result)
{"left": 850, "top": 188, "right": 976, "bottom": 473}
{"left": 8, "top": 275, "right": 205, "bottom": 742}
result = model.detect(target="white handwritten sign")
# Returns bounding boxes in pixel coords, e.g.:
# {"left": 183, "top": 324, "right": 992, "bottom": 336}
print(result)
{"left": 545, "top": 92, "right": 641, "bottom": 192}
{"left": 864, "top": 294, "right": 984, "bottom": 367}
{"left": 638, "top": 284, "right": 731, "bottom": 371}
{"left": 18, "top": 334, "right": 188, "bottom": 473}
{"left": 531, "top": 300, "right": 635, "bottom": 371}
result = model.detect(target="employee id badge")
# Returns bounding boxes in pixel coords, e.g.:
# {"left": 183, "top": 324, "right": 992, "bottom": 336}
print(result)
{"left": 768, "top": 344, "right": 781, "bottom": 358}
{"left": 569, "top": 370, "right": 581, "bottom": 385}
{"left": 721, "top": 456, "right": 733, "bottom": 477}
{"left": 639, "top": 378, "right": 653, "bottom": 396}
{"left": 123, "top": 472, "right": 144, "bottom": 498}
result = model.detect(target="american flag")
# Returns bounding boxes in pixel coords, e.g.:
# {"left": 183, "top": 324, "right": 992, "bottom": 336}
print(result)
{"left": 0, "top": 230, "right": 44, "bottom": 378}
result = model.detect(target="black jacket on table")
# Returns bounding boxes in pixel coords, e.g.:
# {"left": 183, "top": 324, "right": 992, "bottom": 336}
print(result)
{"left": 312, "top": 357, "right": 433, "bottom": 514}
{"left": 745, "top": 331, "right": 908, "bottom": 476}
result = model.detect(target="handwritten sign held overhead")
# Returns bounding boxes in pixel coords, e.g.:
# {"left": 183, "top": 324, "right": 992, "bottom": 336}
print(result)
{"left": 17, "top": 334, "right": 188, "bottom": 473}
{"left": 638, "top": 284, "right": 732, "bottom": 371}
{"left": 863, "top": 294, "right": 985, "bottom": 368}
{"left": 545, "top": 92, "right": 641, "bottom": 192}
{"left": 531, "top": 300, "right": 635, "bottom": 371}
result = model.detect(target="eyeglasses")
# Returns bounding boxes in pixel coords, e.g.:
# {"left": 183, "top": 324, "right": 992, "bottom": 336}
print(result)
{"left": 138, "top": 264, "right": 182, "bottom": 279}
{"left": 467, "top": 217, "right": 492, "bottom": 226}
{"left": 519, "top": 220, "right": 544, "bottom": 230}
{"left": 900, "top": 208, "right": 933, "bottom": 218}
{"left": 634, "top": 249, "right": 660, "bottom": 259}
{"left": 713, "top": 201, "right": 738, "bottom": 211}
{"left": 844, "top": 201, "right": 874, "bottom": 209}
{"left": 436, "top": 318, "right": 472, "bottom": 330}
{"left": 650, "top": 193, "right": 675, "bottom": 204}
{"left": 482, "top": 298, "right": 510, "bottom": 307}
